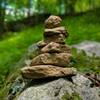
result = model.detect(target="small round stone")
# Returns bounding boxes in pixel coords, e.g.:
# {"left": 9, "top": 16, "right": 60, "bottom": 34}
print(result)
{"left": 45, "top": 15, "right": 62, "bottom": 28}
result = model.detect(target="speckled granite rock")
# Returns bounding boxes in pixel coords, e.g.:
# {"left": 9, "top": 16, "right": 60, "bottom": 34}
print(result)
{"left": 17, "top": 76, "right": 100, "bottom": 100}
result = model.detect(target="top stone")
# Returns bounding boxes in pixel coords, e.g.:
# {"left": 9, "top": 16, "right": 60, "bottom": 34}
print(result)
{"left": 45, "top": 15, "right": 62, "bottom": 28}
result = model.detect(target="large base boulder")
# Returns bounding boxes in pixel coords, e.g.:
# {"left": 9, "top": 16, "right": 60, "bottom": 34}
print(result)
{"left": 17, "top": 76, "right": 100, "bottom": 100}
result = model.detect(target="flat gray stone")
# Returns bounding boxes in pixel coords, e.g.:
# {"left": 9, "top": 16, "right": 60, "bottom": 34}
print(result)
{"left": 73, "top": 41, "right": 100, "bottom": 57}
{"left": 30, "top": 53, "right": 72, "bottom": 67}
{"left": 21, "top": 65, "right": 77, "bottom": 79}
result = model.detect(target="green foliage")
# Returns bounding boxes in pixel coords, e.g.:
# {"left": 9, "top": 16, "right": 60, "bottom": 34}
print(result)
{"left": 3, "top": 0, "right": 100, "bottom": 21}
{"left": 39, "top": 0, "right": 59, "bottom": 14}
{"left": 63, "top": 10, "right": 100, "bottom": 44}
{"left": 74, "top": 0, "right": 100, "bottom": 12}
{"left": 0, "top": 25, "right": 43, "bottom": 88}
{"left": 61, "top": 92, "right": 82, "bottom": 100}
{"left": 70, "top": 48, "right": 100, "bottom": 74}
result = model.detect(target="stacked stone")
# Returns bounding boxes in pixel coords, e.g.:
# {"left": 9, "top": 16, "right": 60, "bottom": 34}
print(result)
{"left": 21, "top": 15, "right": 77, "bottom": 79}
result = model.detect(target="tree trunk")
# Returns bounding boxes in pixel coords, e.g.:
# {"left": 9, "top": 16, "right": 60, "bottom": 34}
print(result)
{"left": 64, "top": 0, "right": 77, "bottom": 15}
{"left": 0, "top": 0, "right": 5, "bottom": 34}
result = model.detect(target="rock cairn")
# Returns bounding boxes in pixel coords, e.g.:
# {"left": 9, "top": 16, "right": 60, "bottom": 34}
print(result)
{"left": 21, "top": 15, "right": 77, "bottom": 79}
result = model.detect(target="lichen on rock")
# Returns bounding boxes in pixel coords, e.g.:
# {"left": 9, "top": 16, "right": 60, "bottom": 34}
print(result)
{"left": 61, "top": 92, "right": 82, "bottom": 100}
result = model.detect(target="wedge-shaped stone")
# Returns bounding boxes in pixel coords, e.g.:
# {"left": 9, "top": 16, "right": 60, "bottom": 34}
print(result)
{"left": 41, "top": 42, "right": 71, "bottom": 53}
{"left": 30, "top": 53, "right": 72, "bottom": 67}
{"left": 44, "top": 33, "right": 66, "bottom": 44}
{"left": 21, "top": 65, "right": 77, "bottom": 79}
{"left": 44, "top": 27, "right": 68, "bottom": 37}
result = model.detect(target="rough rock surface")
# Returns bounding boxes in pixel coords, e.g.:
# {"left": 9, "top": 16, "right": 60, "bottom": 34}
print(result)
{"left": 72, "top": 74, "right": 92, "bottom": 87}
{"left": 17, "top": 75, "right": 100, "bottom": 100}
{"left": 73, "top": 41, "right": 100, "bottom": 57}
{"left": 41, "top": 42, "right": 71, "bottom": 53}
{"left": 30, "top": 53, "right": 72, "bottom": 67}
{"left": 21, "top": 65, "right": 76, "bottom": 79}
{"left": 44, "top": 33, "right": 66, "bottom": 44}
{"left": 44, "top": 15, "right": 62, "bottom": 28}
{"left": 44, "top": 27, "right": 68, "bottom": 37}
{"left": 20, "top": 15, "right": 73, "bottom": 81}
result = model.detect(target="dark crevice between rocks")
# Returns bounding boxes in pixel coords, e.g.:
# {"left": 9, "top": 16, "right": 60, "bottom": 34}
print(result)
{"left": 54, "top": 86, "right": 62, "bottom": 97}
{"left": 84, "top": 73, "right": 100, "bottom": 87}
{"left": 24, "top": 75, "right": 75, "bottom": 88}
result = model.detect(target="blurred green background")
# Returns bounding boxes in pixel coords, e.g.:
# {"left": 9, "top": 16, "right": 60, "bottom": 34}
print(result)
{"left": 0, "top": 0, "right": 100, "bottom": 96}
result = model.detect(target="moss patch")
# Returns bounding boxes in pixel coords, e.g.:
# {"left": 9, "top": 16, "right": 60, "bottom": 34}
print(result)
{"left": 61, "top": 92, "right": 82, "bottom": 100}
